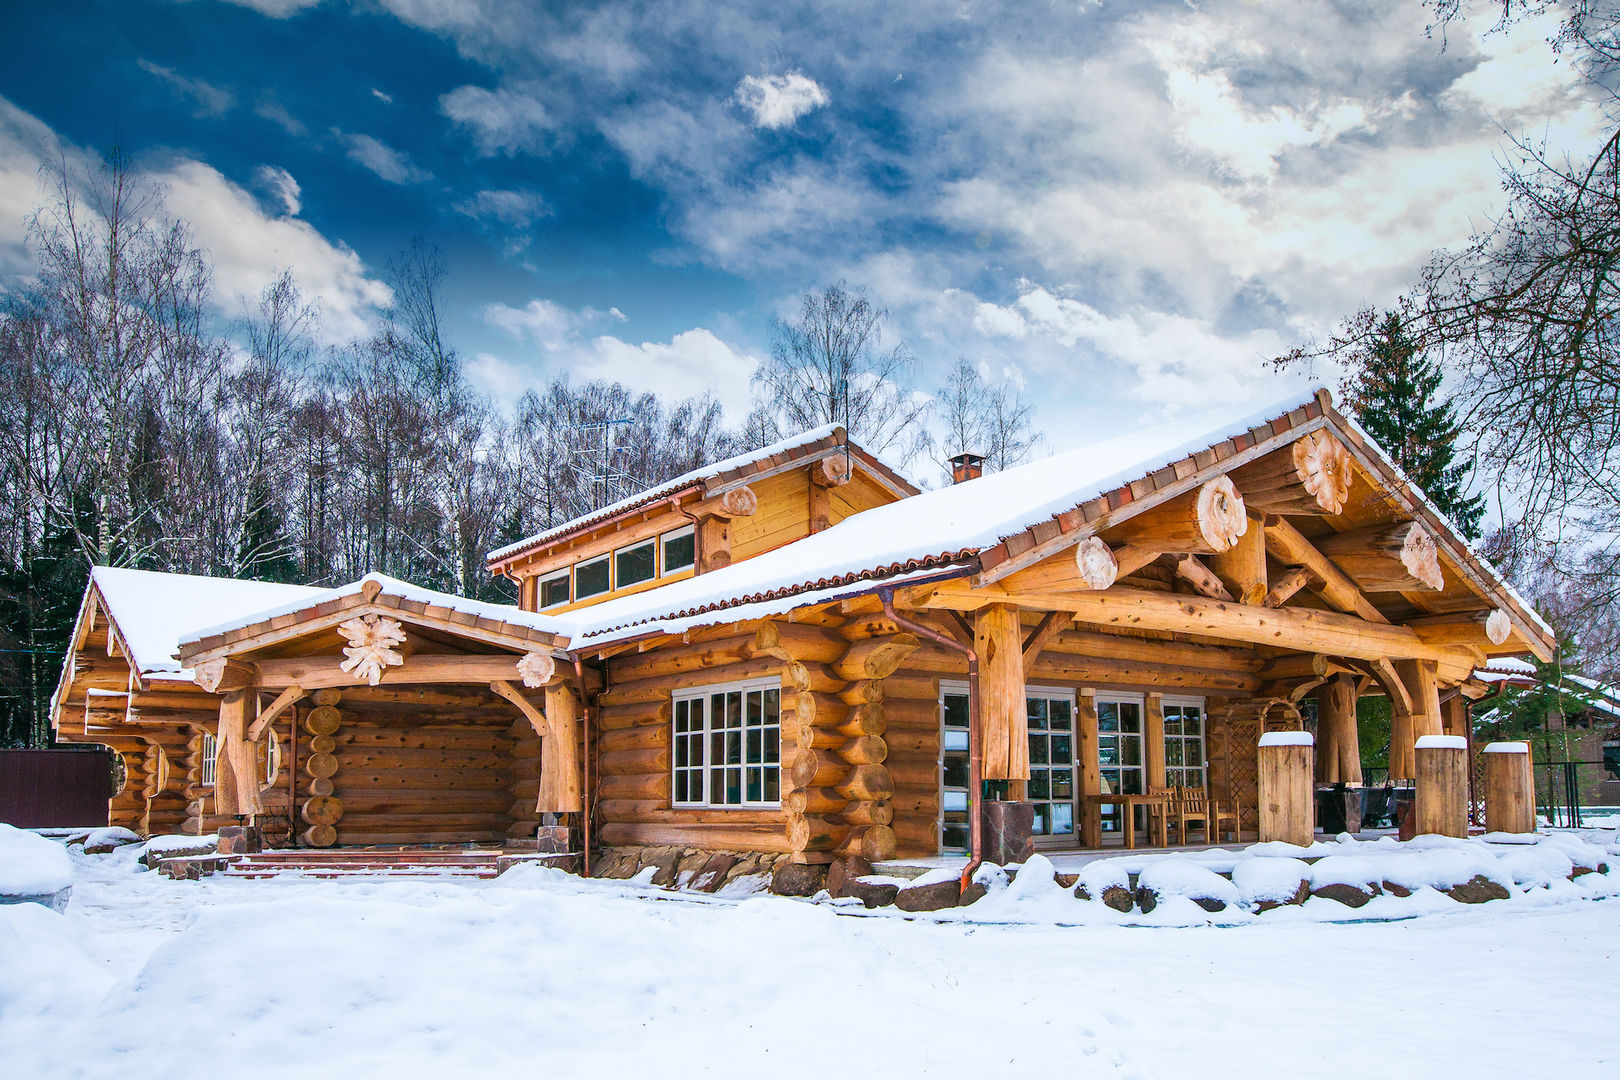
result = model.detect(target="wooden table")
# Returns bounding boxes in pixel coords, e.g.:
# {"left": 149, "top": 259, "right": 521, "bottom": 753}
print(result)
{"left": 1081, "top": 792, "right": 1171, "bottom": 849}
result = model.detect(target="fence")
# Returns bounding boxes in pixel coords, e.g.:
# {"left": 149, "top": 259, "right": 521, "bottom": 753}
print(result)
{"left": 1535, "top": 760, "right": 1613, "bottom": 828}
{"left": 0, "top": 747, "right": 115, "bottom": 827}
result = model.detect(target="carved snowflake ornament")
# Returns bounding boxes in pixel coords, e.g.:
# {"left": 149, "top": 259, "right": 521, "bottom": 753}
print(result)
{"left": 517, "top": 650, "right": 556, "bottom": 688}
{"left": 338, "top": 614, "right": 407, "bottom": 685}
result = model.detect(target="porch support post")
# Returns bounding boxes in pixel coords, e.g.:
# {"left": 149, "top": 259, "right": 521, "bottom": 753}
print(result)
{"left": 974, "top": 603, "right": 1027, "bottom": 782}
{"left": 1415, "top": 734, "right": 1468, "bottom": 837}
{"left": 1315, "top": 673, "right": 1361, "bottom": 785}
{"left": 542, "top": 682, "right": 584, "bottom": 814}
{"left": 1144, "top": 692, "right": 1166, "bottom": 790}
{"left": 1077, "top": 689, "right": 1102, "bottom": 847}
{"left": 1392, "top": 659, "right": 1442, "bottom": 781}
{"left": 214, "top": 689, "right": 263, "bottom": 818}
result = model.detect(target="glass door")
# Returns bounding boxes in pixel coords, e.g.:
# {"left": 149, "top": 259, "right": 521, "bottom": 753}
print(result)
{"left": 1096, "top": 695, "right": 1144, "bottom": 839}
{"left": 940, "top": 688, "right": 971, "bottom": 853}
{"left": 1027, "top": 689, "right": 1077, "bottom": 841}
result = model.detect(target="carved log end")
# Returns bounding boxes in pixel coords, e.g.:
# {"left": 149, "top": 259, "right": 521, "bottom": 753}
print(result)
{"left": 1196, "top": 475, "right": 1249, "bottom": 553}
{"left": 517, "top": 650, "right": 556, "bottom": 688}
{"left": 1399, "top": 525, "right": 1444, "bottom": 591}
{"left": 1075, "top": 536, "right": 1119, "bottom": 590}
{"left": 816, "top": 454, "right": 852, "bottom": 487}
{"left": 720, "top": 485, "right": 758, "bottom": 517}
{"left": 1293, "top": 431, "right": 1351, "bottom": 515}
{"left": 1485, "top": 609, "right": 1512, "bottom": 646}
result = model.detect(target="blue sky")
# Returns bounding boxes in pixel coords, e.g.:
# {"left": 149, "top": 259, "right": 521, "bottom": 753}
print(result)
{"left": 0, "top": 0, "right": 1605, "bottom": 453}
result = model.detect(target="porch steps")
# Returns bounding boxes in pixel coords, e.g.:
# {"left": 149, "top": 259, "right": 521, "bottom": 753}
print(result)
{"left": 221, "top": 846, "right": 505, "bottom": 880}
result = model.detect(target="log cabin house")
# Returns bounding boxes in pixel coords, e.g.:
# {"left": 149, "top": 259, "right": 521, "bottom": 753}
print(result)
{"left": 50, "top": 389, "right": 1554, "bottom": 870}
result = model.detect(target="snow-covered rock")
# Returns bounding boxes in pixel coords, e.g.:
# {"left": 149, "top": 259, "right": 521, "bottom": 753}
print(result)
{"left": 1232, "top": 857, "right": 1311, "bottom": 911}
{"left": 0, "top": 824, "right": 73, "bottom": 911}
{"left": 1136, "top": 859, "right": 1239, "bottom": 913}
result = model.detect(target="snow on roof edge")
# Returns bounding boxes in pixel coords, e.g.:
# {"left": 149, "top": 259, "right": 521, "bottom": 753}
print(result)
{"left": 179, "top": 572, "right": 571, "bottom": 650}
{"left": 486, "top": 422, "right": 847, "bottom": 564}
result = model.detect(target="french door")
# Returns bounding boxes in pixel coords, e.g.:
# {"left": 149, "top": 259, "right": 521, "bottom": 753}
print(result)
{"left": 1095, "top": 694, "right": 1144, "bottom": 837}
{"left": 939, "top": 684, "right": 1077, "bottom": 852}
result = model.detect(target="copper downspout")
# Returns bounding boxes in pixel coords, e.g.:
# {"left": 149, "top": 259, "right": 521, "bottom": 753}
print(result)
{"left": 879, "top": 586, "right": 982, "bottom": 891}
{"left": 673, "top": 497, "right": 703, "bottom": 573}
{"left": 572, "top": 656, "right": 595, "bottom": 877}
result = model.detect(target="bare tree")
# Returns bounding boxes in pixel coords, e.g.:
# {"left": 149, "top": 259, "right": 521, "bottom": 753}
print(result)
{"left": 931, "top": 356, "right": 1041, "bottom": 480}
{"left": 753, "top": 281, "right": 931, "bottom": 463}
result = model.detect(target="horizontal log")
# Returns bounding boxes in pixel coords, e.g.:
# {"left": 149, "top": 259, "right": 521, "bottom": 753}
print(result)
{"left": 785, "top": 748, "right": 848, "bottom": 790}
{"left": 836, "top": 679, "right": 885, "bottom": 706}
{"left": 833, "top": 764, "right": 893, "bottom": 802}
{"left": 327, "top": 792, "right": 513, "bottom": 814}
{"left": 753, "top": 622, "right": 851, "bottom": 665}
{"left": 1318, "top": 521, "right": 1444, "bottom": 592}
{"left": 597, "top": 746, "right": 671, "bottom": 777}
{"left": 332, "top": 769, "right": 515, "bottom": 790}
{"left": 836, "top": 824, "right": 896, "bottom": 862}
{"left": 332, "top": 748, "right": 507, "bottom": 770}
{"left": 787, "top": 814, "right": 847, "bottom": 852}
{"left": 834, "top": 635, "right": 921, "bottom": 681}
{"left": 592, "top": 807, "right": 783, "bottom": 826}
{"left": 596, "top": 822, "right": 793, "bottom": 854}
{"left": 597, "top": 773, "right": 670, "bottom": 802}
{"left": 332, "top": 829, "right": 509, "bottom": 846}
{"left": 879, "top": 669, "right": 939, "bottom": 701}
{"left": 596, "top": 723, "right": 671, "bottom": 755}
{"left": 835, "top": 735, "right": 888, "bottom": 766}
{"left": 331, "top": 728, "right": 508, "bottom": 750}
{"left": 254, "top": 653, "right": 541, "bottom": 690}
{"left": 596, "top": 658, "right": 810, "bottom": 708}
{"left": 885, "top": 757, "right": 940, "bottom": 792}
{"left": 782, "top": 787, "right": 849, "bottom": 817}
{"left": 1031, "top": 651, "right": 1261, "bottom": 693}
{"left": 327, "top": 813, "right": 511, "bottom": 829}
{"left": 593, "top": 701, "right": 673, "bottom": 732}
{"left": 839, "top": 801, "right": 893, "bottom": 827}
{"left": 597, "top": 799, "right": 669, "bottom": 820}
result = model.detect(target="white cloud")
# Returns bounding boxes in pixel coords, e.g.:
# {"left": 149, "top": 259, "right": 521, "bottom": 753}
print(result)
{"left": 254, "top": 100, "right": 305, "bottom": 136}
{"left": 439, "top": 84, "right": 553, "bottom": 155}
{"left": 220, "top": 0, "right": 324, "bottom": 16}
{"left": 155, "top": 160, "right": 392, "bottom": 342}
{"left": 137, "top": 59, "right": 233, "bottom": 117}
{"left": 733, "top": 72, "right": 829, "bottom": 129}
{"left": 252, "top": 164, "right": 301, "bottom": 216}
{"left": 333, "top": 131, "right": 430, "bottom": 184}
{"left": 480, "top": 297, "right": 759, "bottom": 417}
{"left": 371, "top": 88, "right": 394, "bottom": 105}
{"left": 452, "top": 187, "right": 549, "bottom": 228}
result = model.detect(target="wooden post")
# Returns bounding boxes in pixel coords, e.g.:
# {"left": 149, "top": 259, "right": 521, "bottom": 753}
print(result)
{"left": 1077, "top": 689, "right": 1101, "bottom": 846}
{"left": 974, "top": 603, "right": 1027, "bottom": 782}
{"left": 1414, "top": 734, "right": 1468, "bottom": 838}
{"left": 542, "top": 682, "right": 584, "bottom": 813}
{"left": 1391, "top": 659, "right": 1440, "bottom": 781}
{"left": 1483, "top": 742, "right": 1535, "bottom": 834}
{"left": 697, "top": 516, "right": 731, "bottom": 573}
{"left": 1315, "top": 673, "right": 1361, "bottom": 785}
{"left": 1257, "top": 732, "right": 1314, "bottom": 846}
{"left": 1210, "top": 513, "right": 1267, "bottom": 604}
{"left": 1144, "top": 692, "right": 1166, "bottom": 791}
{"left": 214, "top": 690, "right": 263, "bottom": 818}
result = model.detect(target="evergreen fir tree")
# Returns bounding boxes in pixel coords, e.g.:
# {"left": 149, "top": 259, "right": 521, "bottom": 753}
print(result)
{"left": 236, "top": 475, "right": 301, "bottom": 584}
{"left": 1347, "top": 312, "right": 1486, "bottom": 538}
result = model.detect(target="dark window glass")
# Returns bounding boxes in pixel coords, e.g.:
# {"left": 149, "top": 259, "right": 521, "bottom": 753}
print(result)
{"left": 540, "top": 575, "right": 570, "bottom": 608}
{"left": 663, "top": 530, "right": 696, "bottom": 573}
{"left": 616, "top": 542, "right": 656, "bottom": 588}
{"left": 576, "top": 557, "right": 610, "bottom": 598}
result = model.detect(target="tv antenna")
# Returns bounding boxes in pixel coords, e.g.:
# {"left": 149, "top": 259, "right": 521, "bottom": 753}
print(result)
{"left": 571, "top": 418, "right": 639, "bottom": 511}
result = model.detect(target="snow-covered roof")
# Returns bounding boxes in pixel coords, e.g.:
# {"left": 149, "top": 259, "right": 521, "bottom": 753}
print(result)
{"left": 487, "top": 423, "right": 856, "bottom": 565}
{"left": 177, "top": 572, "right": 569, "bottom": 654}
{"left": 91, "top": 566, "right": 326, "bottom": 681}
{"left": 561, "top": 391, "right": 1320, "bottom": 645}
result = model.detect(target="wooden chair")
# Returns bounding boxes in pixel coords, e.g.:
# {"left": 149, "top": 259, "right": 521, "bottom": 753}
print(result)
{"left": 1172, "top": 787, "right": 1214, "bottom": 846}
{"left": 1210, "top": 794, "right": 1240, "bottom": 843}
{"left": 1146, "top": 786, "right": 1175, "bottom": 848}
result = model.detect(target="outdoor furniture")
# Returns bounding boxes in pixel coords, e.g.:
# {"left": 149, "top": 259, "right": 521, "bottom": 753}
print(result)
{"left": 1211, "top": 796, "right": 1239, "bottom": 842}
{"left": 1172, "top": 787, "right": 1213, "bottom": 845}
{"left": 1081, "top": 791, "right": 1170, "bottom": 849}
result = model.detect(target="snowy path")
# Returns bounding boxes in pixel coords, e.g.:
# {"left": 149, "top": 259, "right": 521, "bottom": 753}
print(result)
{"left": 3, "top": 848, "right": 1618, "bottom": 1079}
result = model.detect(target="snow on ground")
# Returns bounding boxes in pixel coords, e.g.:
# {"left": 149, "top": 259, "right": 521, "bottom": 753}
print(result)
{"left": 0, "top": 823, "right": 73, "bottom": 897}
{"left": 2, "top": 834, "right": 1619, "bottom": 1079}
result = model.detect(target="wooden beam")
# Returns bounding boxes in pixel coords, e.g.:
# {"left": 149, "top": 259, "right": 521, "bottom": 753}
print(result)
{"left": 1210, "top": 513, "right": 1267, "bottom": 603}
{"left": 246, "top": 685, "right": 303, "bottom": 742}
{"left": 1263, "top": 566, "right": 1315, "bottom": 608}
{"left": 252, "top": 653, "right": 534, "bottom": 690}
{"left": 1110, "top": 476, "right": 1250, "bottom": 554}
{"left": 1171, "top": 555, "right": 1235, "bottom": 602}
{"left": 195, "top": 658, "right": 255, "bottom": 694}
{"left": 1021, "top": 611, "right": 1067, "bottom": 670}
{"left": 1318, "top": 522, "right": 1444, "bottom": 593}
{"left": 1229, "top": 430, "right": 1352, "bottom": 516}
{"left": 1408, "top": 609, "right": 1514, "bottom": 648}
{"left": 542, "top": 682, "right": 584, "bottom": 813}
{"left": 998, "top": 543, "right": 1163, "bottom": 593}
{"left": 918, "top": 583, "right": 1472, "bottom": 665}
{"left": 1261, "top": 516, "right": 1388, "bottom": 623}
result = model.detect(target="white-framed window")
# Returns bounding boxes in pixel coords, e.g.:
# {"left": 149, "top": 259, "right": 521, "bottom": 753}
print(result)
{"left": 661, "top": 525, "right": 696, "bottom": 574}
{"left": 1163, "top": 696, "right": 1207, "bottom": 789}
{"left": 200, "top": 732, "right": 217, "bottom": 787}
{"left": 1026, "top": 687, "right": 1077, "bottom": 837}
{"left": 539, "top": 569, "right": 571, "bottom": 609}
{"left": 1096, "top": 693, "right": 1145, "bottom": 836}
{"left": 672, "top": 677, "right": 781, "bottom": 808}
{"left": 615, "top": 537, "right": 657, "bottom": 589}
{"left": 939, "top": 682, "right": 972, "bottom": 853}
{"left": 575, "top": 554, "right": 610, "bottom": 599}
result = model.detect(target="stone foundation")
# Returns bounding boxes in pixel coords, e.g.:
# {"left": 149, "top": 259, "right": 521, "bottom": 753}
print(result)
{"left": 591, "top": 846, "right": 793, "bottom": 891}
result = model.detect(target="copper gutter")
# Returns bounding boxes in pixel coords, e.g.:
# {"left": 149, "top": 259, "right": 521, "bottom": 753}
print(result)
{"left": 572, "top": 656, "right": 595, "bottom": 877}
{"left": 879, "top": 586, "right": 983, "bottom": 891}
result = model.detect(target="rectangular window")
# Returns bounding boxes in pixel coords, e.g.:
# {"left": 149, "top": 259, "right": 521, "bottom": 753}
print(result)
{"left": 575, "top": 555, "right": 610, "bottom": 599}
{"left": 200, "top": 732, "right": 217, "bottom": 787}
{"left": 940, "top": 686, "right": 972, "bottom": 853}
{"left": 615, "top": 538, "right": 657, "bottom": 589}
{"left": 1026, "top": 689, "right": 1077, "bottom": 837}
{"left": 662, "top": 525, "right": 695, "bottom": 574}
{"left": 1096, "top": 694, "right": 1144, "bottom": 835}
{"left": 539, "top": 570, "right": 571, "bottom": 609}
{"left": 672, "top": 677, "right": 780, "bottom": 808}
{"left": 1163, "top": 698, "right": 1207, "bottom": 790}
